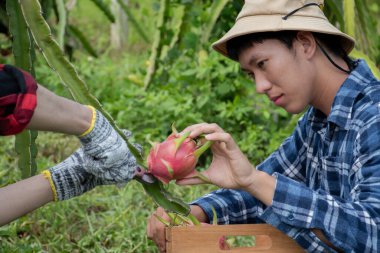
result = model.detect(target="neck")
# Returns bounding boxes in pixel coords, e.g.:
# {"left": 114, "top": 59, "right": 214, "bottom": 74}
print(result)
{"left": 311, "top": 55, "right": 350, "bottom": 115}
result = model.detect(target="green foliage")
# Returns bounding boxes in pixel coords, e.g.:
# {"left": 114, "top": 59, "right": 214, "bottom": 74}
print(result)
{"left": 1, "top": 0, "right": 380, "bottom": 251}
{"left": 116, "top": 0, "right": 149, "bottom": 43}
{"left": 89, "top": 0, "right": 116, "bottom": 23}
{"left": 67, "top": 24, "right": 98, "bottom": 58}
{"left": 144, "top": 0, "right": 168, "bottom": 89}
{"left": 325, "top": 0, "right": 380, "bottom": 69}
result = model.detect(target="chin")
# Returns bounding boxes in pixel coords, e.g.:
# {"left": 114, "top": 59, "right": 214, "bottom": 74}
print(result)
{"left": 284, "top": 105, "right": 306, "bottom": 114}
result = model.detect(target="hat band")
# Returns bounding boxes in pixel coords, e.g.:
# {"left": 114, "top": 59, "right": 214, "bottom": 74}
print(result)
{"left": 316, "top": 41, "right": 354, "bottom": 74}
{"left": 283, "top": 2, "right": 323, "bottom": 20}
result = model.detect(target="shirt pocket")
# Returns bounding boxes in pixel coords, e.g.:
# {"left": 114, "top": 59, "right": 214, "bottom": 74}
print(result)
{"left": 320, "top": 156, "right": 346, "bottom": 197}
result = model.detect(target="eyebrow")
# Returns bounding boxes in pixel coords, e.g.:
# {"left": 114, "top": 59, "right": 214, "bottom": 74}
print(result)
{"left": 240, "top": 55, "right": 260, "bottom": 72}
{"left": 248, "top": 55, "right": 258, "bottom": 66}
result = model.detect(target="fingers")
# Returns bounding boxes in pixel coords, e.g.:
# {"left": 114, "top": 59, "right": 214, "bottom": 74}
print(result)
{"left": 176, "top": 171, "right": 211, "bottom": 185}
{"left": 181, "top": 123, "right": 238, "bottom": 151}
{"left": 147, "top": 207, "right": 169, "bottom": 253}
{"left": 176, "top": 177, "right": 203, "bottom": 185}
{"left": 181, "top": 123, "right": 223, "bottom": 139}
{"left": 204, "top": 132, "right": 236, "bottom": 149}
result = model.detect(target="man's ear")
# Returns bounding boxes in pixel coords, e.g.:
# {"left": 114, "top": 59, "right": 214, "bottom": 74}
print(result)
{"left": 294, "top": 31, "right": 317, "bottom": 59}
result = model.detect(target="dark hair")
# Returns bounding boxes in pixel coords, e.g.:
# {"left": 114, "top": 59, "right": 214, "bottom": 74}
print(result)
{"left": 226, "top": 31, "right": 298, "bottom": 61}
{"left": 226, "top": 30, "right": 354, "bottom": 70}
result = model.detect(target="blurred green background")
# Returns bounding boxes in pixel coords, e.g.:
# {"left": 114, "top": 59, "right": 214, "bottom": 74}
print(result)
{"left": 0, "top": 0, "right": 379, "bottom": 252}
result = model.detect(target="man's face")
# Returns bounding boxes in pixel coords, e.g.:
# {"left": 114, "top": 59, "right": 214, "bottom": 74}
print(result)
{"left": 238, "top": 39, "right": 315, "bottom": 114}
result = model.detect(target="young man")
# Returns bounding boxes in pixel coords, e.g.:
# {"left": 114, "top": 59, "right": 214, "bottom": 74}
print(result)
{"left": 0, "top": 64, "right": 142, "bottom": 226}
{"left": 147, "top": 1, "right": 380, "bottom": 252}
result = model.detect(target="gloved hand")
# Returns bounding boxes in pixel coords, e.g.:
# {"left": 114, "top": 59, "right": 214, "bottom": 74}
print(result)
{"left": 42, "top": 148, "right": 112, "bottom": 201}
{"left": 78, "top": 106, "right": 139, "bottom": 183}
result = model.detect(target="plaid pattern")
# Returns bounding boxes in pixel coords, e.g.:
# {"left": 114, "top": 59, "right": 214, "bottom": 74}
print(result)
{"left": 0, "top": 64, "right": 37, "bottom": 135}
{"left": 192, "top": 60, "right": 380, "bottom": 253}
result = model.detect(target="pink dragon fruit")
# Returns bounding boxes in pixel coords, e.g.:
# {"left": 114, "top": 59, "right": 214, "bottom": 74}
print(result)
{"left": 219, "top": 236, "right": 231, "bottom": 250}
{"left": 147, "top": 131, "right": 211, "bottom": 184}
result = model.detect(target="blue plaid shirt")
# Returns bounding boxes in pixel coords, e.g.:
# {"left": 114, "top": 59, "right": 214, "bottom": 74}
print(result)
{"left": 192, "top": 60, "right": 380, "bottom": 252}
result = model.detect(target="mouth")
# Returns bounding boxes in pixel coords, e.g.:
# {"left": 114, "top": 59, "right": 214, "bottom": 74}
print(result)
{"left": 269, "top": 94, "right": 283, "bottom": 105}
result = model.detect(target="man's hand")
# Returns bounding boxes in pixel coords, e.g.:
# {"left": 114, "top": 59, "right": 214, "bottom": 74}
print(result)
{"left": 146, "top": 205, "right": 208, "bottom": 253}
{"left": 147, "top": 207, "right": 171, "bottom": 253}
{"left": 176, "top": 123, "right": 276, "bottom": 207}
{"left": 176, "top": 123, "right": 256, "bottom": 189}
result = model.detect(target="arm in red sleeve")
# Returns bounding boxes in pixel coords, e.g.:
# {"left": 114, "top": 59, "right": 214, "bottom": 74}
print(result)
{"left": 0, "top": 64, "right": 37, "bottom": 135}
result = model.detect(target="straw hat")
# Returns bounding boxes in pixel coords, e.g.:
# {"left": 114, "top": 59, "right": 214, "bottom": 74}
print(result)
{"left": 212, "top": 0, "right": 355, "bottom": 60}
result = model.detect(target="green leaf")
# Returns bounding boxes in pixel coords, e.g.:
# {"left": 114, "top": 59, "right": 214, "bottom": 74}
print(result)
{"left": 325, "top": 0, "right": 344, "bottom": 28}
{"left": 136, "top": 176, "right": 190, "bottom": 215}
{"left": 188, "top": 213, "right": 200, "bottom": 226}
{"left": 154, "top": 214, "right": 171, "bottom": 226}
{"left": 211, "top": 206, "right": 217, "bottom": 225}
{"left": 201, "top": 0, "right": 229, "bottom": 46}
{"left": 67, "top": 25, "right": 98, "bottom": 58}
{"left": 350, "top": 49, "right": 380, "bottom": 79}
{"left": 343, "top": 0, "right": 355, "bottom": 37}
{"left": 89, "top": 0, "right": 115, "bottom": 23}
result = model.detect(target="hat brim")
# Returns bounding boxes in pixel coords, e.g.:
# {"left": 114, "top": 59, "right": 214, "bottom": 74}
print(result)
{"left": 212, "top": 14, "right": 355, "bottom": 61}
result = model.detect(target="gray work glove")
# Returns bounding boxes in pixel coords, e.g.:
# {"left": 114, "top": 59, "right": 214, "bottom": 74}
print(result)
{"left": 43, "top": 149, "right": 111, "bottom": 201}
{"left": 78, "top": 107, "right": 139, "bottom": 183}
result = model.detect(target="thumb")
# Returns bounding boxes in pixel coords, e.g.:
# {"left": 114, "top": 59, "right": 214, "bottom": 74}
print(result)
{"left": 175, "top": 178, "right": 203, "bottom": 185}
{"left": 175, "top": 171, "right": 210, "bottom": 185}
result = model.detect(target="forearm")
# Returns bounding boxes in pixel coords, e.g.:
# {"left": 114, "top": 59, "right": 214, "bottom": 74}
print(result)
{"left": 191, "top": 189, "right": 262, "bottom": 224}
{"left": 190, "top": 205, "right": 209, "bottom": 223}
{"left": 243, "top": 170, "right": 276, "bottom": 206}
{"left": 27, "top": 84, "right": 92, "bottom": 135}
{"left": 0, "top": 174, "right": 53, "bottom": 226}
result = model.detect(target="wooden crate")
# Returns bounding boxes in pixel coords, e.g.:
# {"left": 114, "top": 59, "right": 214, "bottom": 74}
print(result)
{"left": 166, "top": 224, "right": 304, "bottom": 253}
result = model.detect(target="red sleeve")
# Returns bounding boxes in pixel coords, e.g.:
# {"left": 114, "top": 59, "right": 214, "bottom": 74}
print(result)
{"left": 0, "top": 64, "right": 38, "bottom": 135}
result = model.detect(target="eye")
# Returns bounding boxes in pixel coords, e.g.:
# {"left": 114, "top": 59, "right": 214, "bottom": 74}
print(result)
{"left": 246, "top": 72, "right": 255, "bottom": 80}
{"left": 257, "top": 60, "right": 266, "bottom": 69}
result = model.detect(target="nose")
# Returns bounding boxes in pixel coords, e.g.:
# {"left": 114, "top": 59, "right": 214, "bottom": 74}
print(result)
{"left": 255, "top": 74, "right": 272, "bottom": 94}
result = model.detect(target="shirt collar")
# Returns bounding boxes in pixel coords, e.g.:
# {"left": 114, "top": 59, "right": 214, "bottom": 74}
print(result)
{"left": 308, "top": 59, "right": 376, "bottom": 130}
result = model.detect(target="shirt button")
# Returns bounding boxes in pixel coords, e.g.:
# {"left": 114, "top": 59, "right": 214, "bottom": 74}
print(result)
{"left": 287, "top": 214, "right": 295, "bottom": 220}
